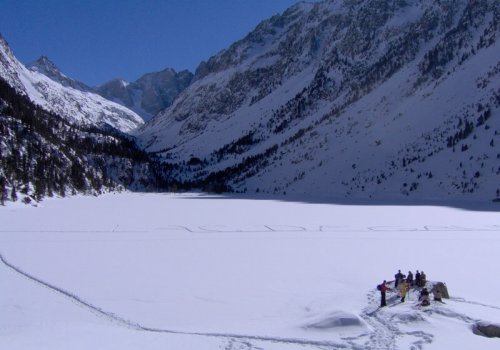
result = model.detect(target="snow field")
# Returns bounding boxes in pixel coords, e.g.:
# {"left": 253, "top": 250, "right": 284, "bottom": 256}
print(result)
{"left": 1, "top": 192, "right": 499, "bottom": 349}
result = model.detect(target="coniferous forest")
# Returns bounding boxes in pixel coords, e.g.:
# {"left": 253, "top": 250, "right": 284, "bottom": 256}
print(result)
{"left": 0, "top": 78, "right": 164, "bottom": 204}
{"left": 0, "top": 77, "right": 237, "bottom": 205}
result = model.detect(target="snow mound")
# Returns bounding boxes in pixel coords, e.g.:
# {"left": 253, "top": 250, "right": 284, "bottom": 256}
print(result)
{"left": 390, "top": 311, "right": 427, "bottom": 324}
{"left": 303, "top": 311, "right": 365, "bottom": 330}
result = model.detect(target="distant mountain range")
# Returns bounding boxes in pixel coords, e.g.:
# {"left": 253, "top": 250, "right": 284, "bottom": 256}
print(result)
{"left": 27, "top": 54, "right": 193, "bottom": 122}
{"left": 0, "top": 35, "right": 143, "bottom": 132}
{"left": 1, "top": 0, "right": 499, "bottom": 204}
{"left": 96, "top": 68, "right": 193, "bottom": 122}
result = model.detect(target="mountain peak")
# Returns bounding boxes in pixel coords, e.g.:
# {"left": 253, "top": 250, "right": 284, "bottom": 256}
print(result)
{"left": 0, "top": 33, "right": 17, "bottom": 62}
{"left": 28, "top": 55, "right": 64, "bottom": 78}
{"left": 98, "top": 77, "right": 129, "bottom": 88}
{"left": 29, "top": 55, "right": 60, "bottom": 72}
{"left": 0, "top": 32, "right": 10, "bottom": 49}
{"left": 27, "top": 55, "right": 92, "bottom": 92}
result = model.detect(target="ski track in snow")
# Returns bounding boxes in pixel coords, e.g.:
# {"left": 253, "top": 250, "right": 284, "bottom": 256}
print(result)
{"left": 2, "top": 251, "right": 498, "bottom": 349}
{"left": 451, "top": 297, "right": 500, "bottom": 311}
{"left": 0, "top": 252, "right": 346, "bottom": 349}
{"left": 357, "top": 287, "right": 500, "bottom": 350}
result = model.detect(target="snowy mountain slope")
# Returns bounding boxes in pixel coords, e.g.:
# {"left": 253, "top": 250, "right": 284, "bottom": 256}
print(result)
{"left": 0, "top": 77, "right": 172, "bottom": 205}
{"left": 135, "top": 0, "right": 500, "bottom": 201}
{"left": 0, "top": 35, "right": 143, "bottom": 132}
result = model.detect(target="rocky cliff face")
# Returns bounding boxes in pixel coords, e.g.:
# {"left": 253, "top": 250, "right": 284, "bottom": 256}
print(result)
{"left": 135, "top": 0, "right": 500, "bottom": 201}
{"left": 97, "top": 68, "right": 193, "bottom": 121}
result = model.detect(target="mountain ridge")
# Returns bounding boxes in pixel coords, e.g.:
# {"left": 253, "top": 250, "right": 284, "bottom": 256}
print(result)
{"left": 135, "top": 0, "right": 500, "bottom": 201}
{"left": 1, "top": 0, "right": 499, "bottom": 203}
{"left": 0, "top": 35, "right": 144, "bottom": 132}
{"left": 2, "top": 38, "right": 193, "bottom": 124}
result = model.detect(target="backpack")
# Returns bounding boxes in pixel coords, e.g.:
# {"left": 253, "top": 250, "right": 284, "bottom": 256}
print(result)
{"left": 377, "top": 284, "right": 382, "bottom": 291}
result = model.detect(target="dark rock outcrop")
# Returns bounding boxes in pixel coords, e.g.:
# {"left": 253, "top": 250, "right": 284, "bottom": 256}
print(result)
{"left": 432, "top": 282, "right": 450, "bottom": 299}
{"left": 473, "top": 322, "right": 500, "bottom": 338}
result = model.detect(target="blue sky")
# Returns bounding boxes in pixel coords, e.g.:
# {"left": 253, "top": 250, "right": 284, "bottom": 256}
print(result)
{"left": 0, "top": 0, "right": 308, "bottom": 86}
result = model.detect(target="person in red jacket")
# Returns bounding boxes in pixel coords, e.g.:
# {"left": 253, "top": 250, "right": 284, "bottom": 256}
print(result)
{"left": 378, "top": 280, "right": 391, "bottom": 307}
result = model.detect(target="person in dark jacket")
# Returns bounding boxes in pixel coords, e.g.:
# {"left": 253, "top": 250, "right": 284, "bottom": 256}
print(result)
{"left": 406, "top": 271, "right": 414, "bottom": 287}
{"left": 415, "top": 270, "right": 421, "bottom": 288}
{"left": 394, "top": 270, "right": 404, "bottom": 288}
{"left": 420, "top": 271, "right": 427, "bottom": 287}
{"left": 419, "top": 288, "right": 430, "bottom": 306}
{"left": 379, "top": 280, "right": 391, "bottom": 307}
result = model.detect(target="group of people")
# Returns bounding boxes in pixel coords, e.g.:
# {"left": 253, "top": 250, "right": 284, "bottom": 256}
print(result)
{"left": 377, "top": 269, "right": 432, "bottom": 307}
{"left": 394, "top": 269, "right": 427, "bottom": 289}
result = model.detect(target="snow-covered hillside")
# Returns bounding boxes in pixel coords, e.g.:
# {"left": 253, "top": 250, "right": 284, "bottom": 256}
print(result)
{"left": 1, "top": 193, "right": 499, "bottom": 349}
{"left": 135, "top": 0, "right": 500, "bottom": 201}
{"left": 0, "top": 35, "right": 143, "bottom": 132}
{"left": 0, "top": 78, "right": 170, "bottom": 205}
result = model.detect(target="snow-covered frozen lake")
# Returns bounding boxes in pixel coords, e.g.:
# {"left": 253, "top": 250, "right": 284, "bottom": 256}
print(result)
{"left": 1, "top": 193, "right": 499, "bottom": 349}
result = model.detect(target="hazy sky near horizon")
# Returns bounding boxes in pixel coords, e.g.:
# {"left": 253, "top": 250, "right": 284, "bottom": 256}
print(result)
{"left": 1, "top": 0, "right": 307, "bottom": 86}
